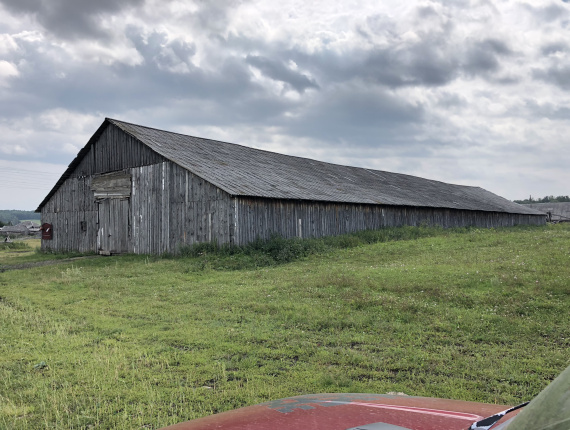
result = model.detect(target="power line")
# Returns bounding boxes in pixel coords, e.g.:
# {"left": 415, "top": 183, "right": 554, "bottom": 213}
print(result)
{"left": 0, "top": 172, "right": 60, "bottom": 179}
{"left": 0, "top": 183, "right": 53, "bottom": 191}
{"left": 0, "top": 171, "right": 58, "bottom": 178}
{"left": 0, "top": 174, "right": 61, "bottom": 182}
{"left": 0, "top": 166, "right": 64, "bottom": 176}
{"left": 0, "top": 177, "right": 56, "bottom": 189}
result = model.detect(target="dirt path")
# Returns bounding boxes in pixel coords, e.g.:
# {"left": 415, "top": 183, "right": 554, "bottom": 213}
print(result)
{"left": 0, "top": 255, "right": 101, "bottom": 272}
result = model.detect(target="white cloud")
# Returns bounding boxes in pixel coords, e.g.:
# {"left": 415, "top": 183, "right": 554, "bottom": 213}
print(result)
{"left": 0, "top": 60, "right": 19, "bottom": 82}
{"left": 13, "top": 30, "right": 44, "bottom": 43}
{"left": 39, "top": 109, "right": 101, "bottom": 133}
{"left": 64, "top": 39, "right": 145, "bottom": 67}
{"left": 0, "top": 34, "right": 18, "bottom": 55}
{"left": 0, "top": 110, "right": 101, "bottom": 160}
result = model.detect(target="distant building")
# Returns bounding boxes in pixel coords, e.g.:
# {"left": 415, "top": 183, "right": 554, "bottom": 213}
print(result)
{"left": 523, "top": 202, "right": 570, "bottom": 223}
{"left": 36, "top": 118, "right": 545, "bottom": 255}
{"left": 19, "top": 221, "right": 41, "bottom": 232}
{"left": 0, "top": 223, "right": 32, "bottom": 236}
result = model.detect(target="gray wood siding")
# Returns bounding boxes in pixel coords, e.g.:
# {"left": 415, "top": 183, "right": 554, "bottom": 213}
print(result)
{"left": 130, "top": 162, "right": 233, "bottom": 254}
{"left": 232, "top": 198, "right": 545, "bottom": 245}
{"left": 40, "top": 176, "right": 98, "bottom": 253}
{"left": 42, "top": 161, "right": 235, "bottom": 254}
{"left": 72, "top": 123, "right": 165, "bottom": 177}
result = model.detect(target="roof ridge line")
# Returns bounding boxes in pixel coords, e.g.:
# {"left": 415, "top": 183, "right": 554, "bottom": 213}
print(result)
{"left": 107, "top": 118, "right": 463, "bottom": 186}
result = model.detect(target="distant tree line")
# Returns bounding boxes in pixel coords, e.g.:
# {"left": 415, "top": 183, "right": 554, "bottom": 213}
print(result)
{"left": 514, "top": 195, "right": 570, "bottom": 204}
{"left": 0, "top": 210, "right": 41, "bottom": 226}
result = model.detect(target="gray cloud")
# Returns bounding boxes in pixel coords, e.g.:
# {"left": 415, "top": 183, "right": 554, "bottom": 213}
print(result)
{"left": 2, "top": 27, "right": 243, "bottom": 107}
{"left": 523, "top": 99, "right": 570, "bottom": 120}
{"left": 416, "top": 4, "right": 440, "bottom": 19}
{"left": 219, "top": 4, "right": 516, "bottom": 91}
{"left": 482, "top": 39, "right": 513, "bottom": 56}
{"left": 0, "top": 0, "right": 145, "bottom": 39}
{"left": 348, "top": 8, "right": 460, "bottom": 88}
{"left": 272, "top": 41, "right": 461, "bottom": 90}
{"left": 125, "top": 27, "right": 197, "bottom": 71}
{"left": 0, "top": 0, "right": 252, "bottom": 42}
{"left": 190, "top": 0, "right": 247, "bottom": 34}
{"left": 245, "top": 55, "right": 319, "bottom": 93}
{"left": 523, "top": 2, "right": 569, "bottom": 22}
{"left": 358, "top": 44, "right": 459, "bottom": 87}
{"left": 462, "top": 38, "right": 513, "bottom": 77}
{"left": 276, "top": 84, "right": 425, "bottom": 149}
{"left": 533, "top": 64, "right": 570, "bottom": 90}
{"left": 435, "top": 92, "right": 468, "bottom": 110}
{"left": 541, "top": 41, "right": 569, "bottom": 55}
{"left": 265, "top": 29, "right": 515, "bottom": 91}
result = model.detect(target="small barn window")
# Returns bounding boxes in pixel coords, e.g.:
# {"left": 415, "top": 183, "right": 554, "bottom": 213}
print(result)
{"left": 80, "top": 221, "right": 87, "bottom": 232}
{"left": 91, "top": 171, "right": 132, "bottom": 200}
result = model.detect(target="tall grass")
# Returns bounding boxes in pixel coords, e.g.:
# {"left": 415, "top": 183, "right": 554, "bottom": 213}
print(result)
{"left": 177, "top": 225, "right": 531, "bottom": 270}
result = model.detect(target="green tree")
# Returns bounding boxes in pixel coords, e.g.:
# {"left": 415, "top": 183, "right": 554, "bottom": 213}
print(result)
{"left": 514, "top": 195, "right": 570, "bottom": 204}
{"left": 0, "top": 210, "right": 40, "bottom": 225}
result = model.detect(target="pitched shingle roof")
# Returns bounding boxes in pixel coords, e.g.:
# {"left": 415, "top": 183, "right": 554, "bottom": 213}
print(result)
{"left": 37, "top": 118, "right": 543, "bottom": 216}
{"left": 109, "top": 119, "right": 541, "bottom": 215}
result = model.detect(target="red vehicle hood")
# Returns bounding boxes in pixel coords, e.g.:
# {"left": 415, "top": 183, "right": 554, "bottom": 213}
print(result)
{"left": 160, "top": 393, "right": 518, "bottom": 430}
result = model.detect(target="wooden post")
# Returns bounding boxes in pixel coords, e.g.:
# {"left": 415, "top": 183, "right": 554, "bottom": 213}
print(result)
{"left": 208, "top": 213, "right": 212, "bottom": 242}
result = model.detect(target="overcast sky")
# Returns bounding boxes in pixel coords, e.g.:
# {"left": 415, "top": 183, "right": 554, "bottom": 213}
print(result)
{"left": 1, "top": 0, "right": 569, "bottom": 210}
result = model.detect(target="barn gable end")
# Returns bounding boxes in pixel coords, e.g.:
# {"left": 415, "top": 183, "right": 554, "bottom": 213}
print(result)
{"left": 37, "top": 118, "right": 545, "bottom": 255}
{"left": 38, "top": 120, "right": 235, "bottom": 254}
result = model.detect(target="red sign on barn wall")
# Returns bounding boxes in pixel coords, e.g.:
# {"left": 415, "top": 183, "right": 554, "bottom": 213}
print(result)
{"left": 41, "top": 223, "right": 53, "bottom": 240}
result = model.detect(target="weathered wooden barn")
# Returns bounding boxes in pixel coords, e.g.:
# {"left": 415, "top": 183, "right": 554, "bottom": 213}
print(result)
{"left": 36, "top": 118, "right": 545, "bottom": 254}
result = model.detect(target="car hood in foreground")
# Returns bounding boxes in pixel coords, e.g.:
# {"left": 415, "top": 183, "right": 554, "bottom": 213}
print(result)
{"left": 159, "top": 393, "right": 517, "bottom": 430}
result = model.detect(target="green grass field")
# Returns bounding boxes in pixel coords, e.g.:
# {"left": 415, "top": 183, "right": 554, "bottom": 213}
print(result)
{"left": 1, "top": 225, "right": 569, "bottom": 429}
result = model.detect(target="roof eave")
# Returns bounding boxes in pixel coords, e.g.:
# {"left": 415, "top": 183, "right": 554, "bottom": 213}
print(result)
{"left": 36, "top": 118, "right": 113, "bottom": 212}
{"left": 230, "top": 194, "right": 546, "bottom": 216}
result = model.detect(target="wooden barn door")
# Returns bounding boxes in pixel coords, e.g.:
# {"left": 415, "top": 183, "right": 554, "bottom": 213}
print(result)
{"left": 97, "top": 198, "right": 130, "bottom": 255}
{"left": 92, "top": 171, "right": 132, "bottom": 255}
